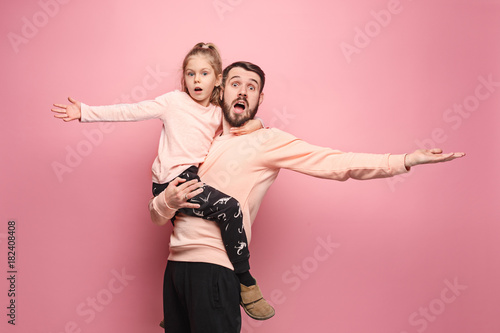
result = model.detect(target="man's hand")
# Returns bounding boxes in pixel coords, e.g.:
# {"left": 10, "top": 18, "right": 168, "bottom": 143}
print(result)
{"left": 52, "top": 97, "right": 82, "bottom": 121}
{"left": 162, "top": 178, "right": 204, "bottom": 211}
{"left": 404, "top": 149, "right": 465, "bottom": 168}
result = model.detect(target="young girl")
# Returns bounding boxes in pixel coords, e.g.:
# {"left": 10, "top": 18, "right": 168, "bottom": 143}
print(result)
{"left": 51, "top": 43, "right": 275, "bottom": 322}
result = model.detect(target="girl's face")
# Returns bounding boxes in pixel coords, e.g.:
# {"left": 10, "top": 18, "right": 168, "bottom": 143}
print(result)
{"left": 184, "top": 55, "right": 222, "bottom": 107}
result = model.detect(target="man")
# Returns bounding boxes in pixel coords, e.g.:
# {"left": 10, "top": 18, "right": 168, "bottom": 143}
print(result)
{"left": 150, "top": 61, "right": 465, "bottom": 332}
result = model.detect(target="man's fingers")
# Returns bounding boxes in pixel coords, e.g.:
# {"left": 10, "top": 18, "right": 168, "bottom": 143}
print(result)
{"left": 444, "top": 152, "right": 465, "bottom": 161}
{"left": 180, "top": 187, "right": 203, "bottom": 202}
{"left": 187, "top": 187, "right": 204, "bottom": 198}
{"left": 432, "top": 151, "right": 465, "bottom": 163}
{"left": 428, "top": 148, "right": 443, "bottom": 154}
{"left": 177, "top": 179, "right": 201, "bottom": 191}
{"left": 438, "top": 153, "right": 455, "bottom": 162}
{"left": 181, "top": 202, "right": 201, "bottom": 209}
{"left": 185, "top": 181, "right": 204, "bottom": 192}
{"left": 169, "top": 177, "right": 186, "bottom": 187}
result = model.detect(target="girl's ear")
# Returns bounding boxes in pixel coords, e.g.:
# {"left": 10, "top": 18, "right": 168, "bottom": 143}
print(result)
{"left": 215, "top": 73, "right": 222, "bottom": 87}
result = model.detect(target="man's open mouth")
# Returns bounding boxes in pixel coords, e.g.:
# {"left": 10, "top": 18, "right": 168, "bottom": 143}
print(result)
{"left": 233, "top": 101, "right": 246, "bottom": 114}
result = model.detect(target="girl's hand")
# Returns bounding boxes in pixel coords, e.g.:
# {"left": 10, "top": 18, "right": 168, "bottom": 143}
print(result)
{"left": 230, "top": 118, "right": 263, "bottom": 136}
{"left": 51, "top": 97, "right": 82, "bottom": 122}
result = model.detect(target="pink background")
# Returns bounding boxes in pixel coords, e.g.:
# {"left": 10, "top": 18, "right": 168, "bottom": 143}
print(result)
{"left": 1, "top": 0, "right": 499, "bottom": 332}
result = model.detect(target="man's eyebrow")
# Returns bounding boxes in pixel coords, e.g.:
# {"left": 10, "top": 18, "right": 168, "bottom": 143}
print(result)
{"left": 249, "top": 78, "right": 259, "bottom": 86}
{"left": 229, "top": 75, "right": 260, "bottom": 87}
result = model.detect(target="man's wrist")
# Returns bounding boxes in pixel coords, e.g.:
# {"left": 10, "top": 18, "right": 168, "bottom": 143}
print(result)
{"left": 404, "top": 153, "right": 413, "bottom": 169}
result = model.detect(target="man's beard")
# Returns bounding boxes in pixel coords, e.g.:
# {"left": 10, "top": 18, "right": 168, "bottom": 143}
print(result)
{"left": 222, "top": 97, "right": 259, "bottom": 128}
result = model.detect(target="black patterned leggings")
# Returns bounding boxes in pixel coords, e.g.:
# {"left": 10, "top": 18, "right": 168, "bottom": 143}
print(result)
{"left": 153, "top": 166, "right": 250, "bottom": 273}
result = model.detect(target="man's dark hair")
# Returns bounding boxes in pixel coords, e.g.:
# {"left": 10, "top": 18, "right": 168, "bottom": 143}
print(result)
{"left": 222, "top": 61, "right": 266, "bottom": 93}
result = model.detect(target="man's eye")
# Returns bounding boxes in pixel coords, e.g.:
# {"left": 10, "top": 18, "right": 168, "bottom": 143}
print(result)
{"left": 232, "top": 83, "right": 238, "bottom": 87}
{"left": 249, "top": 86, "right": 255, "bottom": 91}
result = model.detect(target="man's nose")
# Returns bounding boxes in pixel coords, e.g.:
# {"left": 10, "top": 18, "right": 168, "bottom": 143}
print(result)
{"left": 238, "top": 86, "right": 247, "bottom": 96}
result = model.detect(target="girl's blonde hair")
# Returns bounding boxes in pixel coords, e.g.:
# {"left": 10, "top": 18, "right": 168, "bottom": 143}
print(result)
{"left": 181, "top": 42, "right": 223, "bottom": 106}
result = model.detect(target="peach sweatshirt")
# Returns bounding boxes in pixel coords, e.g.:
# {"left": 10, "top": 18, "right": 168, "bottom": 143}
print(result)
{"left": 150, "top": 128, "right": 410, "bottom": 270}
{"left": 80, "top": 90, "right": 222, "bottom": 183}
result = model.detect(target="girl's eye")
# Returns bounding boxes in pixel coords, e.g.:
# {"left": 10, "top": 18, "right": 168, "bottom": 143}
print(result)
{"left": 187, "top": 73, "right": 194, "bottom": 77}
{"left": 202, "top": 72, "right": 208, "bottom": 76}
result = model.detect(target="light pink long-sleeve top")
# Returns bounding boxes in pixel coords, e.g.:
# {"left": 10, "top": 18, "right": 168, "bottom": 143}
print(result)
{"left": 150, "top": 128, "right": 410, "bottom": 270}
{"left": 81, "top": 90, "right": 222, "bottom": 183}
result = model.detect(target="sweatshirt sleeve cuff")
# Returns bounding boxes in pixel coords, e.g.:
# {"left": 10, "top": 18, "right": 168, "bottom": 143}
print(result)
{"left": 152, "top": 193, "right": 176, "bottom": 219}
{"left": 389, "top": 154, "right": 410, "bottom": 175}
{"left": 80, "top": 103, "right": 90, "bottom": 122}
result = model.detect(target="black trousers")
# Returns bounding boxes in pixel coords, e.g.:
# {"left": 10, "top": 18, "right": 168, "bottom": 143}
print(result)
{"left": 163, "top": 261, "right": 241, "bottom": 333}
{"left": 153, "top": 166, "right": 250, "bottom": 273}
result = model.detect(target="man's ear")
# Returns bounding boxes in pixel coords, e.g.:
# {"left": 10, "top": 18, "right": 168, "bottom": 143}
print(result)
{"left": 220, "top": 87, "right": 224, "bottom": 101}
{"left": 258, "top": 92, "right": 264, "bottom": 105}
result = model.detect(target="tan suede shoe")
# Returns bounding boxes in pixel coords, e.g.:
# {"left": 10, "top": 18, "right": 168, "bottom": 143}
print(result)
{"left": 240, "top": 283, "right": 275, "bottom": 320}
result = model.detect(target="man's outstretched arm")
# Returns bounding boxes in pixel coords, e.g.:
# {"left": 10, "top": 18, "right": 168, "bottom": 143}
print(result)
{"left": 258, "top": 129, "right": 465, "bottom": 181}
